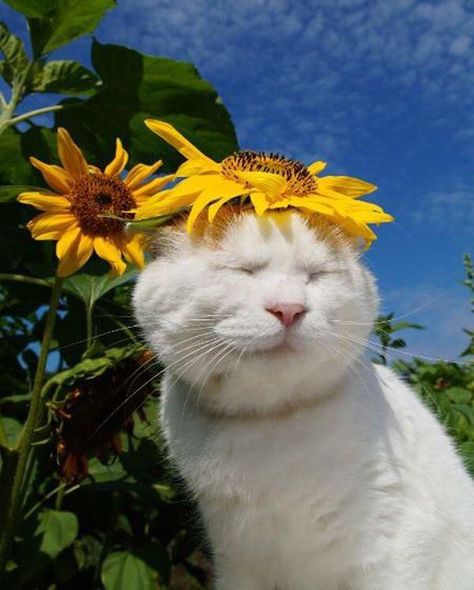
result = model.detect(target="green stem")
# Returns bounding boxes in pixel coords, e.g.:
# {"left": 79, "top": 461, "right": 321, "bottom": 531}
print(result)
{"left": 54, "top": 485, "right": 66, "bottom": 511}
{"left": 0, "top": 275, "right": 64, "bottom": 574}
{"left": 86, "top": 305, "right": 94, "bottom": 352}
{"left": 0, "top": 62, "right": 33, "bottom": 137}
{"left": 0, "top": 91, "right": 7, "bottom": 110}
{"left": 8, "top": 104, "right": 64, "bottom": 126}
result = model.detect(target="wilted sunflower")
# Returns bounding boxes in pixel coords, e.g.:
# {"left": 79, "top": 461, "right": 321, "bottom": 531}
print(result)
{"left": 18, "top": 128, "right": 173, "bottom": 276}
{"left": 53, "top": 350, "right": 157, "bottom": 484}
{"left": 138, "top": 120, "right": 393, "bottom": 243}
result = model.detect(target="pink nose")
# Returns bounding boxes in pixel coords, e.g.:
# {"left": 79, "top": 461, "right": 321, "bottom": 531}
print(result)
{"left": 266, "top": 303, "right": 306, "bottom": 327}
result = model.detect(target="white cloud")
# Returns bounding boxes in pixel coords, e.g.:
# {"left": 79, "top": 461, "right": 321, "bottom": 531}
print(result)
{"left": 97, "top": 0, "right": 474, "bottom": 161}
{"left": 410, "top": 187, "right": 474, "bottom": 235}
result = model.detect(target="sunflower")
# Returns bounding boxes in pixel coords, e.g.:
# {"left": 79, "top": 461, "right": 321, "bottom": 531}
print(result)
{"left": 18, "top": 128, "right": 173, "bottom": 276}
{"left": 138, "top": 120, "right": 393, "bottom": 243}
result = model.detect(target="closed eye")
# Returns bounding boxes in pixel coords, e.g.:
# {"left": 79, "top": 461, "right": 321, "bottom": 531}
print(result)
{"left": 306, "top": 267, "right": 339, "bottom": 283}
{"left": 234, "top": 263, "right": 266, "bottom": 275}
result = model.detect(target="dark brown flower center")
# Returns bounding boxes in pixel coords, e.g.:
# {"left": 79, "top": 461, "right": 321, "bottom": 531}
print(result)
{"left": 221, "top": 151, "right": 317, "bottom": 196}
{"left": 69, "top": 173, "right": 136, "bottom": 236}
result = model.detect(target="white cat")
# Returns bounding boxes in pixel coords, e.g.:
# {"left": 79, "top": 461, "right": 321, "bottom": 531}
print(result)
{"left": 133, "top": 210, "right": 474, "bottom": 590}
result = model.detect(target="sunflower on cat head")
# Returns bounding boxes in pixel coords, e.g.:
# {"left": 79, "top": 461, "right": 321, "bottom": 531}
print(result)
{"left": 135, "top": 120, "right": 393, "bottom": 244}
{"left": 18, "top": 122, "right": 393, "bottom": 277}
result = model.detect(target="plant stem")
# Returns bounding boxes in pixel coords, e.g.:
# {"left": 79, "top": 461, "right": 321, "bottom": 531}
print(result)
{"left": 86, "top": 305, "right": 94, "bottom": 352}
{"left": 54, "top": 485, "right": 66, "bottom": 511}
{"left": 8, "top": 104, "right": 64, "bottom": 126}
{"left": 0, "top": 91, "right": 7, "bottom": 110}
{"left": 0, "top": 275, "right": 64, "bottom": 574}
{"left": 0, "top": 62, "right": 33, "bottom": 137}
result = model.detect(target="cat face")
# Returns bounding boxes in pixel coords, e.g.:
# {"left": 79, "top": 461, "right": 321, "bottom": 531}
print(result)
{"left": 133, "top": 211, "right": 379, "bottom": 413}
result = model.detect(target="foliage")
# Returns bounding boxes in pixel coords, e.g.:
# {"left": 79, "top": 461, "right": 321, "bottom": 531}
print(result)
{"left": 372, "top": 255, "right": 474, "bottom": 478}
{"left": 0, "top": 1, "right": 235, "bottom": 587}
{"left": 0, "top": 1, "right": 472, "bottom": 588}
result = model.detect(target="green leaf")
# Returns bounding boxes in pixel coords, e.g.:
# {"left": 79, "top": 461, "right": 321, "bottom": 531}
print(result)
{"left": 0, "top": 127, "right": 38, "bottom": 185}
{"left": 29, "top": 60, "right": 99, "bottom": 95}
{"left": 101, "top": 551, "right": 158, "bottom": 590}
{"left": 29, "top": 0, "right": 116, "bottom": 56}
{"left": 36, "top": 509, "right": 79, "bottom": 558}
{"left": 63, "top": 267, "right": 138, "bottom": 315}
{"left": 0, "top": 416, "right": 22, "bottom": 446}
{"left": 0, "top": 184, "right": 45, "bottom": 202}
{"left": 56, "top": 41, "right": 238, "bottom": 172}
{"left": 391, "top": 321, "right": 424, "bottom": 331}
{"left": 3, "top": 0, "right": 55, "bottom": 18}
{"left": 0, "top": 21, "right": 29, "bottom": 85}
{"left": 45, "top": 344, "right": 144, "bottom": 390}
{"left": 390, "top": 338, "right": 406, "bottom": 349}
{"left": 445, "top": 386, "right": 472, "bottom": 404}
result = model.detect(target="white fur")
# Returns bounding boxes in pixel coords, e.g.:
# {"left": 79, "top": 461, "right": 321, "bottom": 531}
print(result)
{"left": 133, "top": 212, "right": 474, "bottom": 589}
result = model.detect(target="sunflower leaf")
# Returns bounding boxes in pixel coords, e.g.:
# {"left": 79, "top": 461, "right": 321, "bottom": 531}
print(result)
{"left": 35, "top": 509, "right": 79, "bottom": 558}
{"left": 29, "top": 60, "right": 99, "bottom": 95}
{"left": 0, "top": 21, "right": 29, "bottom": 86}
{"left": 3, "top": 0, "right": 54, "bottom": 18}
{"left": 62, "top": 267, "right": 138, "bottom": 315}
{"left": 101, "top": 551, "right": 158, "bottom": 590}
{"left": 28, "top": 0, "right": 116, "bottom": 56}
{"left": 55, "top": 41, "right": 239, "bottom": 172}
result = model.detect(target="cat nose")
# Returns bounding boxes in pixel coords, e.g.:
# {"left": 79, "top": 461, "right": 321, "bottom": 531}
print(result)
{"left": 266, "top": 303, "right": 306, "bottom": 327}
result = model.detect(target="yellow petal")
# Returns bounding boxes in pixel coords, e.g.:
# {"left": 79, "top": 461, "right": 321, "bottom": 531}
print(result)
{"left": 27, "top": 213, "right": 77, "bottom": 239}
{"left": 176, "top": 158, "right": 218, "bottom": 177}
{"left": 57, "top": 233, "right": 93, "bottom": 277}
{"left": 57, "top": 128, "right": 89, "bottom": 180}
{"left": 124, "top": 160, "right": 163, "bottom": 190}
{"left": 30, "top": 157, "right": 72, "bottom": 194}
{"left": 18, "top": 191, "right": 70, "bottom": 212}
{"left": 134, "top": 190, "right": 195, "bottom": 220}
{"left": 333, "top": 215, "right": 377, "bottom": 241}
{"left": 132, "top": 174, "right": 174, "bottom": 198}
{"left": 121, "top": 235, "right": 145, "bottom": 268}
{"left": 145, "top": 119, "right": 218, "bottom": 170}
{"left": 207, "top": 190, "right": 244, "bottom": 223}
{"left": 134, "top": 174, "right": 215, "bottom": 217}
{"left": 109, "top": 258, "right": 127, "bottom": 276}
{"left": 88, "top": 164, "right": 102, "bottom": 175}
{"left": 104, "top": 138, "right": 129, "bottom": 177}
{"left": 290, "top": 198, "right": 335, "bottom": 216}
{"left": 317, "top": 176, "right": 377, "bottom": 198}
{"left": 56, "top": 225, "right": 82, "bottom": 259}
{"left": 93, "top": 236, "right": 122, "bottom": 262}
{"left": 237, "top": 171, "right": 286, "bottom": 196}
{"left": 250, "top": 193, "right": 270, "bottom": 216}
{"left": 186, "top": 192, "right": 220, "bottom": 233}
{"left": 307, "top": 161, "right": 327, "bottom": 175}
{"left": 133, "top": 190, "right": 179, "bottom": 219}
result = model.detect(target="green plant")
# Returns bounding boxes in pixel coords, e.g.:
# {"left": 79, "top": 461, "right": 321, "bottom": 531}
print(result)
{"left": 0, "top": 1, "right": 236, "bottom": 587}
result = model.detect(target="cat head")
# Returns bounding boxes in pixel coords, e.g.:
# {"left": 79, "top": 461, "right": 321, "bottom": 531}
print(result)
{"left": 133, "top": 209, "right": 379, "bottom": 415}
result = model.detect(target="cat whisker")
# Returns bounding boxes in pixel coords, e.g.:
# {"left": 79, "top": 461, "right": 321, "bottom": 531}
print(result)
{"left": 86, "top": 337, "right": 225, "bottom": 441}
{"left": 328, "top": 330, "right": 440, "bottom": 409}
{"left": 58, "top": 323, "right": 141, "bottom": 350}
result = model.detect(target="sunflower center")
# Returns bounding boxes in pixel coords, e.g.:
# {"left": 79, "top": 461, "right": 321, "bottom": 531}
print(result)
{"left": 221, "top": 151, "right": 317, "bottom": 196}
{"left": 69, "top": 173, "right": 136, "bottom": 236}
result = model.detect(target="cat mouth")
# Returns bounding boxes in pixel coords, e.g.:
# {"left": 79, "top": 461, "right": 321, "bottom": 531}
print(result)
{"left": 259, "top": 339, "right": 297, "bottom": 356}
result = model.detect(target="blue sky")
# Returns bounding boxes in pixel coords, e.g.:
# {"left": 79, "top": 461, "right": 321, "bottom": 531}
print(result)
{"left": 2, "top": 0, "right": 473, "bottom": 360}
